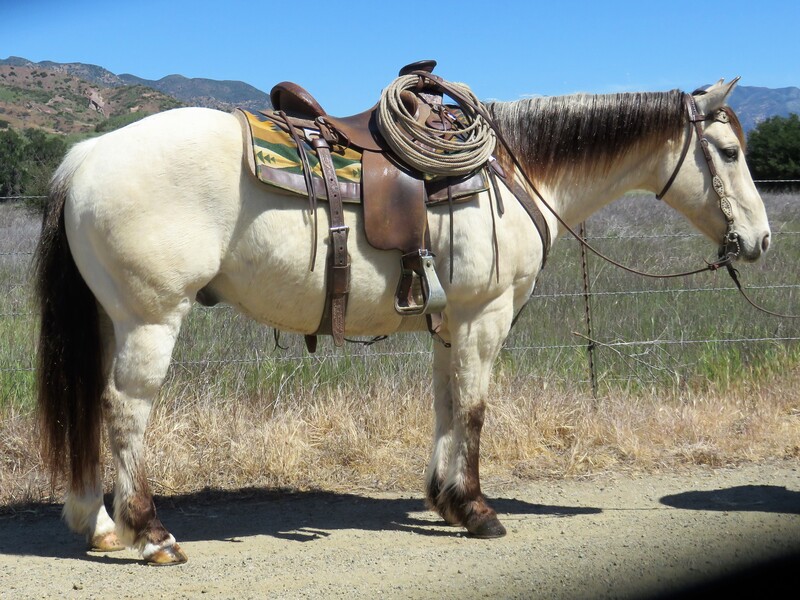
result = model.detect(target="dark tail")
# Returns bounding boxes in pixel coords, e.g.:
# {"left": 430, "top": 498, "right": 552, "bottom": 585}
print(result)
{"left": 34, "top": 169, "right": 104, "bottom": 492}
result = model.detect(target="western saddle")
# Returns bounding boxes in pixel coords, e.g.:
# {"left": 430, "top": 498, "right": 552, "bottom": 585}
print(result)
{"left": 262, "top": 60, "right": 550, "bottom": 351}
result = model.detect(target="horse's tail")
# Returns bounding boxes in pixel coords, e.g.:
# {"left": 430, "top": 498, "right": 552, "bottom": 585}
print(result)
{"left": 34, "top": 141, "right": 104, "bottom": 492}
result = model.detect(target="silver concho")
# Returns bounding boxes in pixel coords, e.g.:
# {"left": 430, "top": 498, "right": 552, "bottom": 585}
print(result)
{"left": 719, "top": 196, "right": 734, "bottom": 221}
{"left": 716, "top": 110, "right": 730, "bottom": 124}
{"left": 712, "top": 175, "right": 726, "bottom": 199}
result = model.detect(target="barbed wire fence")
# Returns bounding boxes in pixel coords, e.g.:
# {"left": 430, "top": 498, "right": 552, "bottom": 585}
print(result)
{"left": 2, "top": 187, "right": 799, "bottom": 397}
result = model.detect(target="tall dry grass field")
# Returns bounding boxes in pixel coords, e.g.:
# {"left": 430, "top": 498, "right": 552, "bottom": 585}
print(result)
{"left": 1, "top": 192, "right": 799, "bottom": 506}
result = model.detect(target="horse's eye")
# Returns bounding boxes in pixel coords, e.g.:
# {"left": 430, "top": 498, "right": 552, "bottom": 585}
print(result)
{"left": 723, "top": 147, "right": 739, "bottom": 161}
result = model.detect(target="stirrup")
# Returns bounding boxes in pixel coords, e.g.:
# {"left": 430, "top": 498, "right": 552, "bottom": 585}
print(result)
{"left": 394, "top": 250, "right": 447, "bottom": 316}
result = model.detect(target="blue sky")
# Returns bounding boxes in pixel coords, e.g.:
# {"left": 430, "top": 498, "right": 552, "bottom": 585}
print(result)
{"left": 2, "top": 0, "right": 798, "bottom": 116}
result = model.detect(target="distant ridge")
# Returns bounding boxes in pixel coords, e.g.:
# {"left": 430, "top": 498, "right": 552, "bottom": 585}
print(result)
{"left": 117, "top": 73, "right": 270, "bottom": 111}
{"left": 1, "top": 56, "right": 797, "bottom": 134}
{"left": 0, "top": 56, "right": 271, "bottom": 112}
{"left": 728, "top": 85, "right": 800, "bottom": 131}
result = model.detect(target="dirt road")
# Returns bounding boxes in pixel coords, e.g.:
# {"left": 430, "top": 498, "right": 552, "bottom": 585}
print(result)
{"left": 1, "top": 461, "right": 799, "bottom": 599}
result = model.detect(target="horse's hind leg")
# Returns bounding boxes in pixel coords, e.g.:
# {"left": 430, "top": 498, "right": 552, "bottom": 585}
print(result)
{"left": 63, "top": 481, "right": 123, "bottom": 552}
{"left": 62, "top": 310, "right": 124, "bottom": 552}
{"left": 103, "top": 313, "right": 189, "bottom": 564}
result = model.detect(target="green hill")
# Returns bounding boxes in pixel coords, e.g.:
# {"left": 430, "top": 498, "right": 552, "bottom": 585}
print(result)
{"left": 0, "top": 63, "right": 183, "bottom": 135}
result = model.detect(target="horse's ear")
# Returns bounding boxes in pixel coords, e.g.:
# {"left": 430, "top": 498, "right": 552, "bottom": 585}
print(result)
{"left": 694, "top": 77, "right": 740, "bottom": 114}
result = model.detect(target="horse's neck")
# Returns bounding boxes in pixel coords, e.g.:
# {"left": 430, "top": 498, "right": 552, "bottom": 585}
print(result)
{"left": 491, "top": 93, "right": 684, "bottom": 239}
{"left": 545, "top": 148, "right": 663, "bottom": 237}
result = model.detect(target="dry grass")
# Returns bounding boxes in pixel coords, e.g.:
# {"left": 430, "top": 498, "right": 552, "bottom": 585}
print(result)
{"left": 2, "top": 192, "right": 798, "bottom": 508}
{"left": 3, "top": 364, "right": 798, "bottom": 508}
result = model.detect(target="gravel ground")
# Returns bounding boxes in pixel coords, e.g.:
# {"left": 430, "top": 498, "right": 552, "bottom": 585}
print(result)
{"left": 1, "top": 461, "right": 799, "bottom": 599}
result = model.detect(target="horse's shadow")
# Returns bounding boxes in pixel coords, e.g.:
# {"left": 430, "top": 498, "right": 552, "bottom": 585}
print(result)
{"left": 660, "top": 484, "right": 800, "bottom": 514}
{"left": 6, "top": 482, "right": 796, "bottom": 561}
{"left": 0, "top": 487, "right": 599, "bottom": 559}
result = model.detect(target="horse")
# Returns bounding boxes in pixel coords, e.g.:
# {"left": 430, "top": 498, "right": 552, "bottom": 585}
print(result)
{"left": 34, "top": 77, "right": 770, "bottom": 564}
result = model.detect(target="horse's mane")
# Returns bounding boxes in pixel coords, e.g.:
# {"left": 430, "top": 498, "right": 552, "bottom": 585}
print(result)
{"left": 488, "top": 90, "right": 687, "bottom": 183}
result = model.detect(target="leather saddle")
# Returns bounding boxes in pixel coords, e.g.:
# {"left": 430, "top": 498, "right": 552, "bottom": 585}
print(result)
{"left": 258, "top": 61, "right": 549, "bottom": 351}
{"left": 267, "top": 61, "right": 453, "bottom": 348}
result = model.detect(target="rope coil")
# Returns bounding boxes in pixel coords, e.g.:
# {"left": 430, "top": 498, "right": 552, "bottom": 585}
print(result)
{"left": 376, "top": 74, "right": 495, "bottom": 176}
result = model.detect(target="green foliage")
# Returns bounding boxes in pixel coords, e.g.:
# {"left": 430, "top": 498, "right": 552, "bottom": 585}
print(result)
{"left": 746, "top": 113, "right": 800, "bottom": 180}
{"left": 94, "top": 111, "right": 148, "bottom": 133}
{"left": 0, "top": 129, "right": 26, "bottom": 196}
{"left": 0, "top": 127, "right": 66, "bottom": 197}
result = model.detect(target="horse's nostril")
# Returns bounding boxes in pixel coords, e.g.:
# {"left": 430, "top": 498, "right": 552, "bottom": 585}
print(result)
{"left": 762, "top": 233, "right": 771, "bottom": 253}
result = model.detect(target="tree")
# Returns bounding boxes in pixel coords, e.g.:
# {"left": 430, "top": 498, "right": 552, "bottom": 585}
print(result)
{"left": 746, "top": 114, "right": 800, "bottom": 180}
{"left": 0, "top": 128, "right": 67, "bottom": 198}
{"left": 22, "top": 128, "right": 67, "bottom": 196}
{"left": 0, "top": 129, "right": 26, "bottom": 197}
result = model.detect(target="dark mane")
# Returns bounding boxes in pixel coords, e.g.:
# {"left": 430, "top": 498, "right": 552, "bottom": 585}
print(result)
{"left": 488, "top": 90, "right": 686, "bottom": 182}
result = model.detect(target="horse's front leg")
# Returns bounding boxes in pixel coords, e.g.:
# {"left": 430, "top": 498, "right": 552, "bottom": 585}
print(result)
{"left": 103, "top": 318, "right": 188, "bottom": 564}
{"left": 425, "top": 342, "right": 455, "bottom": 520}
{"left": 428, "top": 295, "right": 512, "bottom": 537}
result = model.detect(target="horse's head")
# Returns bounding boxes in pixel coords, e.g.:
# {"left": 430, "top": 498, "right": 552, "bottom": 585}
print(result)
{"left": 657, "top": 78, "right": 770, "bottom": 262}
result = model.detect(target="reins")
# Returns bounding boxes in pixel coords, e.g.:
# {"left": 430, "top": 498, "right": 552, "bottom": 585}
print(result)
{"left": 726, "top": 264, "right": 800, "bottom": 319}
{"left": 410, "top": 72, "right": 799, "bottom": 318}
{"left": 416, "top": 73, "right": 735, "bottom": 278}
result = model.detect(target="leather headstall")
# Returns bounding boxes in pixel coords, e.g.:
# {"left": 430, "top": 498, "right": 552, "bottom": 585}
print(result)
{"left": 656, "top": 93, "right": 741, "bottom": 263}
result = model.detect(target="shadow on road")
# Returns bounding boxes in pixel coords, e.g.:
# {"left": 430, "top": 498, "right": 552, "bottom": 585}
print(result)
{"left": 0, "top": 487, "right": 601, "bottom": 558}
{"left": 660, "top": 484, "right": 800, "bottom": 514}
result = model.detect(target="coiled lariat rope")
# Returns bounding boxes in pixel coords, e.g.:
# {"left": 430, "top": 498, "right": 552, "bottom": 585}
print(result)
{"left": 376, "top": 74, "right": 495, "bottom": 176}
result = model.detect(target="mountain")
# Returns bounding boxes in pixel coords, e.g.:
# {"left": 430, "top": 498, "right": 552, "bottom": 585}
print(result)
{"left": 0, "top": 62, "right": 184, "bottom": 134}
{"left": 728, "top": 85, "right": 800, "bottom": 131}
{"left": 1, "top": 56, "right": 797, "bottom": 136}
{"left": 0, "top": 56, "right": 270, "bottom": 113}
{"left": 0, "top": 57, "right": 271, "bottom": 135}
{"left": 117, "top": 73, "right": 269, "bottom": 111}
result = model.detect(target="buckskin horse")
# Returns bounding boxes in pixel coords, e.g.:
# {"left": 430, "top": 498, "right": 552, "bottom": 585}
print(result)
{"left": 35, "top": 73, "right": 770, "bottom": 564}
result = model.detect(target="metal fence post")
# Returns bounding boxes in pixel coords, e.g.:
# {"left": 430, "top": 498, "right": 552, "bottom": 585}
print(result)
{"left": 578, "top": 221, "right": 598, "bottom": 398}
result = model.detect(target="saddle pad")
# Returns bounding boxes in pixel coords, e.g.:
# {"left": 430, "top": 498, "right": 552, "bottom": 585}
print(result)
{"left": 235, "top": 108, "right": 490, "bottom": 204}
{"left": 237, "top": 108, "right": 363, "bottom": 202}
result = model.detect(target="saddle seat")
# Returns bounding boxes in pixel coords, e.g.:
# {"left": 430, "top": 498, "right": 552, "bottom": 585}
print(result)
{"left": 269, "top": 60, "right": 440, "bottom": 153}
{"left": 271, "top": 81, "right": 383, "bottom": 150}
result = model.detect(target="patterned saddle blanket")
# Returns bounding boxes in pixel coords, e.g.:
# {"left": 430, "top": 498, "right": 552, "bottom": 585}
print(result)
{"left": 235, "top": 108, "right": 489, "bottom": 206}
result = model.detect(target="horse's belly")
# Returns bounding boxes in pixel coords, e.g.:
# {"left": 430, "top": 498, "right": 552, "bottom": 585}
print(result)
{"left": 206, "top": 269, "right": 423, "bottom": 336}
{"left": 208, "top": 206, "right": 423, "bottom": 336}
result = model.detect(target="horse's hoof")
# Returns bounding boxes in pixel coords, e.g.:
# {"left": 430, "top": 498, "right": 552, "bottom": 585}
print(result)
{"left": 146, "top": 543, "right": 188, "bottom": 566}
{"left": 89, "top": 532, "right": 126, "bottom": 552}
{"left": 467, "top": 516, "right": 507, "bottom": 539}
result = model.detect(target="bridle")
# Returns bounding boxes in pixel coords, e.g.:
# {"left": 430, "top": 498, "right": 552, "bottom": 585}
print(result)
{"left": 649, "top": 91, "right": 799, "bottom": 318}
{"left": 656, "top": 92, "right": 741, "bottom": 265}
